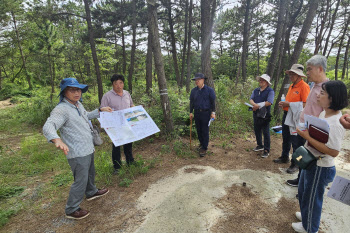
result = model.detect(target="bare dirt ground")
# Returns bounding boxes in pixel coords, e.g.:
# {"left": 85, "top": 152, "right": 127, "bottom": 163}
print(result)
{"left": 1, "top": 100, "right": 349, "bottom": 233}
{"left": 0, "top": 99, "right": 14, "bottom": 109}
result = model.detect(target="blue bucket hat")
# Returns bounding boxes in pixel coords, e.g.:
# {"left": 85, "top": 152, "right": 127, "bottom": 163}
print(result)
{"left": 59, "top": 78, "right": 88, "bottom": 101}
{"left": 191, "top": 73, "right": 207, "bottom": 80}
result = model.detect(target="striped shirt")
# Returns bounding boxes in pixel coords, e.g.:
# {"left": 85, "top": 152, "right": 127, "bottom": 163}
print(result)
{"left": 43, "top": 98, "right": 99, "bottom": 159}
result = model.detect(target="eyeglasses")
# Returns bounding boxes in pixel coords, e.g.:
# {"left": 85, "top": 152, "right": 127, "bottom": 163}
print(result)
{"left": 66, "top": 88, "right": 82, "bottom": 93}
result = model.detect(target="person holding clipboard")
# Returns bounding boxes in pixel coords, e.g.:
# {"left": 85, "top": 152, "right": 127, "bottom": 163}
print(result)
{"left": 292, "top": 80, "right": 348, "bottom": 233}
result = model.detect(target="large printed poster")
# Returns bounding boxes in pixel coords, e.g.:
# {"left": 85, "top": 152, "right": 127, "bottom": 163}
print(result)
{"left": 98, "top": 106, "right": 160, "bottom": 147}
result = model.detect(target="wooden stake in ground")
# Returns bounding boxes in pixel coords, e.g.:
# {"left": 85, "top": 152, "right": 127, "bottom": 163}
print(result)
{"left": 190, "top": 117, "right": 192, "bottom": 150}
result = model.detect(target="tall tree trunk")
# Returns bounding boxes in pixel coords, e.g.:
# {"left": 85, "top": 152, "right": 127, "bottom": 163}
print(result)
{"left": 114, "top": 34, "right": 118, "bottom": 73}
{"left": 0, "top": 68, "right": 2, "bottom": 91}
{"left": 322, "top": 0, "right": 340, "bottom": 56}
{"left": 335, "top": 13, "right": 350, "bottom": 80}
{"left": 147, "top": 0, "right": 174, "bottom": 133}
{"left": 314, "top": 0, "right": 330, "bottom": 54}
{"left": 83, "top": 0, "right": 103, "bottom": 103}
{"left": 266, "top": 0, "right": 287, "bottom": 79}
{"left": 121, "top": 20, "right": 127, "bottom": 75}
{"left": 274, "top": 0, "right": 319, "bottom": 117}
{"left": 146, "top": 30, "right": 153, "bottom": 94}
{"left": 241, "top": 0, "right": 251, "bottom": 83}
{"left": 48, "top": 50, "right": 54, "bottom": 101}
{"left": 128, "top": 0, "right": 137, "bottom": 93}
{"left": 341, "top": 36, "right": 350, "bottom": 80}
{"left": 185, "top": 0, "right": 193, "bottom": 93}
{"left": 11, "top": 11, "right": 32, "bottom": 89}
{"left": 256, "top": 33, "right": 260, "bottom": 76}
{"left": 165, "top": 0, "right": 181, "bottom": 87}
{"left": 201, "top": 0, "right": 216, "bottom": 88}
{"left": 180, "top": 0, "right": 189, "bottom": 89}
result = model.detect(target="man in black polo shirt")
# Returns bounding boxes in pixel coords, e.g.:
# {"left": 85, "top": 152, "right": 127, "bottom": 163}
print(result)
{"left": 189, "top": 73, "right": 216, "bottom": 157}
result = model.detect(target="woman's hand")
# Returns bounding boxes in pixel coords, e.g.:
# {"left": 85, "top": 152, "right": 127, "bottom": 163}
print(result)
{"left": 296, "top": 127, "right": 310, "bottom": 140}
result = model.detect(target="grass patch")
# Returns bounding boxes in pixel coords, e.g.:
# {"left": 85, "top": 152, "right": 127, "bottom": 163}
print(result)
{"left": 0, "top": 186, "right": 25, "bottom": 200}
{"left": 0, "top": 209, "right": 16, "bottom": 228}
{"left": 51, "top": 172, "right": 73, "bottom": 187}
{"left": 117, "top": 155, "right": 157, "bottom": 187}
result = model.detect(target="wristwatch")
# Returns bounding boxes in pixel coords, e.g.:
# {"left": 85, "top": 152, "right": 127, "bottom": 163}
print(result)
{"left": 99, "top": 107, "right": 102, "bottom": 112}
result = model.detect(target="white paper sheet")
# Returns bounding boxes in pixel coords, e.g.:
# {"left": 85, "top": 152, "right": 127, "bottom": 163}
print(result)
{"left": 99, "top": 106, "right": 160, "bottom": 147}
{"left": 244, "top": 102, "right": 253, "bottom": 108}
{"left": 327, "top": 176, "right": 350, "bottom": 206}
{"left": 304, "top": 114, "right": 330, "bottom": 132}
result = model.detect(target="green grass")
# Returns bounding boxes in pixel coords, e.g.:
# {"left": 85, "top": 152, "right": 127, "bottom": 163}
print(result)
{"left": 117, "top": 155, "right": 158, "bottom": 187}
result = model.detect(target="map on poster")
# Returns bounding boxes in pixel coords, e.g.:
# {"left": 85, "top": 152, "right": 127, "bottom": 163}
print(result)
{"left": 98, "top": 106, "right": 160, "bottom": 147}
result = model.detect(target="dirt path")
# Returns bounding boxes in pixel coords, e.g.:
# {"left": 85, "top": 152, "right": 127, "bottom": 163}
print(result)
{"left": 2, "top": 131, "right": 350, "bottom": 233}
{"left": 0, "top": 99, "right": 14, "bottom": 109}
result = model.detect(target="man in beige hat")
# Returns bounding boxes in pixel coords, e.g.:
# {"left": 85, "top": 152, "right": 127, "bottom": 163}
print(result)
{"left": 249, "top": 74, "right": 275, "bottom": 158}
{"left": 274, "top": 64, "right": 310, "bottom": 176}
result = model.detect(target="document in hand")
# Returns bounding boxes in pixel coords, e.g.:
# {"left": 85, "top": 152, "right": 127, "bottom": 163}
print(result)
{"left": 327, "top": 176, "right": 350, "bottom": 206}
{"left": 304, "top": 114, "right": 330, "bottom": 132}
{"left": 98, "top": 106, "right": 160, "bottom": 147}
{"left": 304, "top": 115, "right": 330, "bottom": 152}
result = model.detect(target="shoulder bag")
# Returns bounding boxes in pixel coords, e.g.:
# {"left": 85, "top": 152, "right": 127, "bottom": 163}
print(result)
{"left": 292, "top": 146, "right": 318, "bottom": 170}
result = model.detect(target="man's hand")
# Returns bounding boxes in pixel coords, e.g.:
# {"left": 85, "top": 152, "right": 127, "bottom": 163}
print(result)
{"left": 278, "top": 101, "right": 290, "bottom": 108}
{"left": 189, "top": 113, "right": 193, "bottom": 120}
{"left": 100, "top": 107, "right": 113, "bottom": 112}
{"left": 51, "top": 138, "right": 69, "bottom": 155}
{"left": 340, "top": 114, "right": 350, "bottom": 130}
{"left": 211, "top": 113, "right": 216, "bottom": 120}
{"left": 252, "top": 104, "right": 259, "bottom": 111}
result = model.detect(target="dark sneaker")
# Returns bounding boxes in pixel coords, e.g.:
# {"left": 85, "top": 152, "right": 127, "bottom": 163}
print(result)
{"left": 286, "top": 178, "right": 299, "bottom": 187}
{"left": 199, "top": 148, "right": 207, "bottom": 157}
{"left": 113, "top": 168, "right": 119, "bottom": 175}
{"left": 66, "top": 208, "right": 90, "bottom": 220}
{"left": 287, "top": 165, "right": 299, "bottom": 174}
{"left": 261, "top": 150, "right": 269, "bottom": 158}
{"left": 273, "top": 157, "right": 290, "bottom": 164}
{"left": 253, "top": 145, "right": 264, "bottom": 152}
{"left": 86, "top": 188, "right": 109, "bottom": 201}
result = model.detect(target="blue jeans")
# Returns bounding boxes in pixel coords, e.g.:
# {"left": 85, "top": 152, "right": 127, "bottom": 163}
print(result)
{"left": 253, "top": 112, "right": 270, "bottom": 152}
{"left": 298, "top": 164, "right": 336, "bottom": 233}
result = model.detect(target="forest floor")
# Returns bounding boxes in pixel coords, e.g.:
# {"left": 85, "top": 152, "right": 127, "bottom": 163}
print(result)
{"left": 1, "top": 100, "right": 350, "bottom": 233}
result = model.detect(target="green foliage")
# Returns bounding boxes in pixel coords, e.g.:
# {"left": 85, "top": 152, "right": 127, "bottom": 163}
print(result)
{"left": 117, "top": 155, "right": 157, "bottom": 187}
{"left": 0, "top": 209, "right": 16, "bottom": 227}
{"left": 94, "top": 151, "right": 114, "bottom": 186}
{"left": 0, "top": 186, "right": 25, "bottom": 200}
{"left": 51, "top": 172, "right": 73, "bottom": 187}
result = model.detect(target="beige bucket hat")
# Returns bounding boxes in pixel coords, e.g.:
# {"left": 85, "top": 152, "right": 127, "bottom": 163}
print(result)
{"left": 256, "top": 74, "right": 271, "bottom": 85}
{"left": 285, "top": 64, "right": 306, "bottom": 77}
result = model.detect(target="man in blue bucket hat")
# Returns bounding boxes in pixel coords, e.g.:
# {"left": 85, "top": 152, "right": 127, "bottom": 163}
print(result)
{"left": 43, "top": 78, "right": 112, "bottom": 220}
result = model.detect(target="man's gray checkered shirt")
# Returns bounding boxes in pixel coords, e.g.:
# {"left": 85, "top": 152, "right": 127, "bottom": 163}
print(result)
{"left": 43, "top": 99, "right": 99, "bottom": 159}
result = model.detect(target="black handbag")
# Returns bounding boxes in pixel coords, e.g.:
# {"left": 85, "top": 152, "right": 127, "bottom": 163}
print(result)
{"left": 292, "top": 146, "right": 317, "bottom": 170}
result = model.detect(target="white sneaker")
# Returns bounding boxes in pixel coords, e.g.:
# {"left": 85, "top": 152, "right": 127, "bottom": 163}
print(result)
{"left": 296, "top": 212, "right": 302, "bottom": 221}
{"left": 292, "top": 222, "right": 306, "bottom": 233}
{"left": 291, "top": 222, "right": 318, "bottom": 233}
